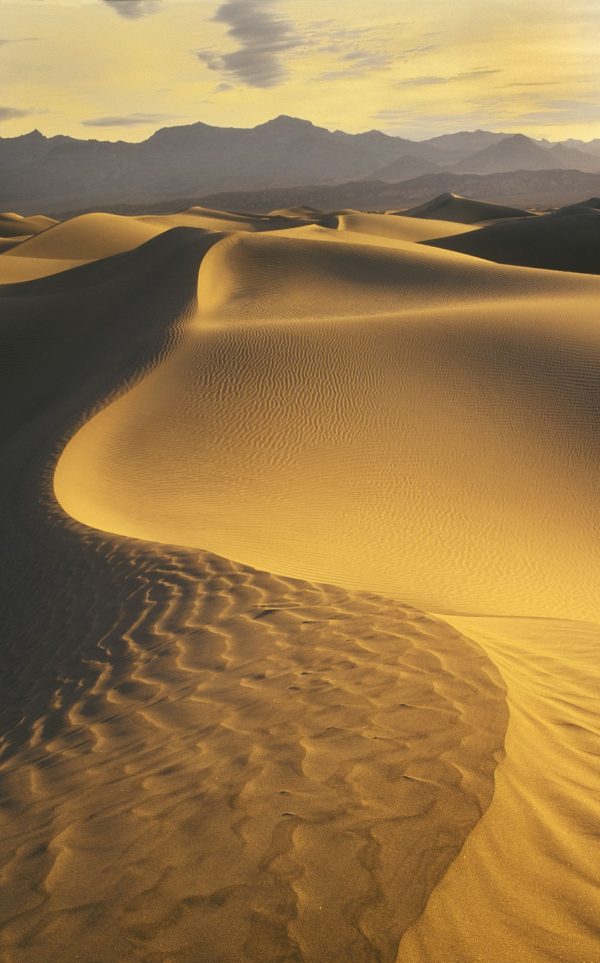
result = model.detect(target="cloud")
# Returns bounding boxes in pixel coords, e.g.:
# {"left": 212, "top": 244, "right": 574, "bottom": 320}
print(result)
{"left": 82, "top": 112, "right": 175, "bottom": 127}
{"left": 0, "top": 106, "right": 37, "bottom": 122}
{"left": 315, "top": 38, "right": 441, "bottom": 83}
{"left": 197, "top": 0, "right": 301, "bottom": 88}
{"left": 518, "top": 100, "right": 600, "bottom": 127}
{"left": 101, "top": 1, "right": 161, "bottom": 19}
{"left": 398, "top": 43, "right": 438, "bottom": 59}
{"left": 399, "top": 75, "right": 447, "bottom": 87}
{"left": 399, "top": 68, "right": 500, "bottom": 87}
{"left": 316, "top": 49, "right": 391, "bottom": 82}
{"left": 0, "top": 37, "right": 38, "bottom": 47}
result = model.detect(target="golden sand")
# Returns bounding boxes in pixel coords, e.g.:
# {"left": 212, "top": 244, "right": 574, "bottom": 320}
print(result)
{"left": 1, "top": 200, "right": 599, "bottom": 960}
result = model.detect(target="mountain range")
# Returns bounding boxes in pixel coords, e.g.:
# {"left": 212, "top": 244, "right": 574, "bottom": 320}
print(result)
{"left": 3, "top": 115, "right": 600, "bottom": 214}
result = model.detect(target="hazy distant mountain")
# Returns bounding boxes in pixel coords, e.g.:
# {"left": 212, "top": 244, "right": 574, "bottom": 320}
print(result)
{"left": 366, "top": 154, "right": 441, "bottom": 183}
{"left": 0, "top": 116, "right": 420, "bottom": 213}
{"left": 2, "top": 117, "right": 600, "bottom": 214}
{"left": 454, "top": 134, "right": 600, "bottom": 175}
{"left": 422, "top": 129, "right": 511, "bottom": 161}
{"left": 560, "top": 139, "right": 600, "bottom": 157}
{"left": 546, "top": 143, "right": 600, "bottom": 172}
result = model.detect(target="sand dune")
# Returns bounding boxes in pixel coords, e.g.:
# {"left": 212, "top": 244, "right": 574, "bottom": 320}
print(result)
{"left": 8, "top": 212, "right": 166, "bottom": 261}
{"left": 0, "top": 212, "right": 163, "bottom": 283}
{"left": 0, "top": 211, "right": 58, "bottom": 238}
{"left": 0, "top": 236, "right": 31, "bottom": 254}
{"left": 3, "top": 202, "right": 600, "bottom": 960}
{"left": 0, "top": 206, "right": 325, "bottom": 284}
{"left": 336, "top": 211, "right": 476, "bottom": 242}
{"left": 402, "top": 191, "right": 531, "bottom": 223}
{"left": 138, "top": 204, "right": 295, "bottom": 233}
{"left": 427, "top": 207, "right": 600, "bottom": 274}
{"left": 0, "top": 217, "right": 507, "bottom": 962}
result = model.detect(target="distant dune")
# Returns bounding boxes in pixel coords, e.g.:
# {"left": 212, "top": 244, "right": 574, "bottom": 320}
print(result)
{"left": 1, "top": 198, "right": 600, "bottom": 962}
{"left": 400, "top": 191, "right": 530, "bottom": 223}
{"left": 427, "top": 206, "right": 600, "bottom": 273}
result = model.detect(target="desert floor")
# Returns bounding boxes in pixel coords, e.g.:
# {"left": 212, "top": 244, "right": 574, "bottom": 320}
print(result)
{"left": 1, "top": 198, "right": 599, "bottom": 962}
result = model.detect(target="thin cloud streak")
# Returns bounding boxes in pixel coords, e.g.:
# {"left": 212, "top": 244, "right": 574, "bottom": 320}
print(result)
{"left": 82, "top": 112, "right": 176, "bottom": 127}
{"left": 0, "top": 106, "right": 38, "bottom": 122}
{"left": 399, "top": 68, "right": 500, "bottom": 87}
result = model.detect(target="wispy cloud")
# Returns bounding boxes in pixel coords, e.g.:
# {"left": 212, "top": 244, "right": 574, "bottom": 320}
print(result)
{"left": 316, "top": 49, "right": 392, "bottom": 82}
{"left": 399, "top": 75, "right": 447, "bottom": 87}
{"left": 82, "top": 112, "right": 175, "bottom": 127}
{"left": 0, "top": 37, "right": 38, "bottom": 47}
{"left": 102, "top": 1, "right": 161, "bottom": 19}
{"left": 197, "top": 0, "right": 301, "bottom": 89}
{"left": 399, "top": 68, "right": 500, "bottom": 87}
{"left": 0, "top": 106, "right": 38, "bottom": 122}
{"left": 519, "top": 100, "right": 600, "bottom": 128}
{"left": 314, "top": 37, "right": 436, "bottom": 83}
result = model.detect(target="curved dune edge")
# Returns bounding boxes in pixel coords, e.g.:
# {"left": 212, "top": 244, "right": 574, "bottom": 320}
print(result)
{"left": 0, "top": 222, "right": 509, "bottom": 962}
{"left": 51, "top": 215, "right": 600, "bottom": 960}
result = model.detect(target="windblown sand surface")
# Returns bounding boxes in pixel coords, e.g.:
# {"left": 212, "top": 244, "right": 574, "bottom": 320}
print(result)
{"left": 1, "top": 198, "right": 600, "bottom": 961}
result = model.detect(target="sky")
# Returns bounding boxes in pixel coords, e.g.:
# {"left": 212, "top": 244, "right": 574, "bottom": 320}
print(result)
{"left": 1, "top": 0, "right": 599, "bottom": 143}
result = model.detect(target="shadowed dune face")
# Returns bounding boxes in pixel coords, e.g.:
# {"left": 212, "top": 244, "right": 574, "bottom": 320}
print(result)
{"left": 402, "top": 192, "right": 531, "bottom": 224}
{"left": 0, "top": 216, "right": 509, "bottom": 962}
{"left": 427, "top": 208, "right": 600, "bottom": 274}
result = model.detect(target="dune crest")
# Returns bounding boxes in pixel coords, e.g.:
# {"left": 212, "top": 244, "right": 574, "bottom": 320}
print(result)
{"left": 401, "top": 191, "right": 531, "bottom": 223}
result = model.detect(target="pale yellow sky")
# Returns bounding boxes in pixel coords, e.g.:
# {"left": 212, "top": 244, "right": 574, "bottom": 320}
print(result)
{"left": 1, "top": 0, "right": 599, "bottom": 142}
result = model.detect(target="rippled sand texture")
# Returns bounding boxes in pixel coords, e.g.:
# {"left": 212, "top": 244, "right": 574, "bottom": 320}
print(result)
{"left": 57, "top": 224, "right": 600, "bottom": 621}
{"left": 0, "top": 213, "right": 508, "bottom": 962}
{"left": 52, "top": 204, "right": 600, "bottom": 961}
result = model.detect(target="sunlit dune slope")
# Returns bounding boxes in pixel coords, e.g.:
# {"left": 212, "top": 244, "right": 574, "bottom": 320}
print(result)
{"left": 336, "top": 211, "right": 476, "bottom": 242}
{"left": 397, "top": 614, "right": 600, "bottom": 963}
{"left": 55, "top": 224, "right": 600, "bottom": 623}
{"left": 427, "top": 207, "right": 600, "bottom": 274}
{"left": 268, "top": 205, "right": 322, "bottom": 217}
{"left": 402, "top": 191, "right": 531, "bottom": 223}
